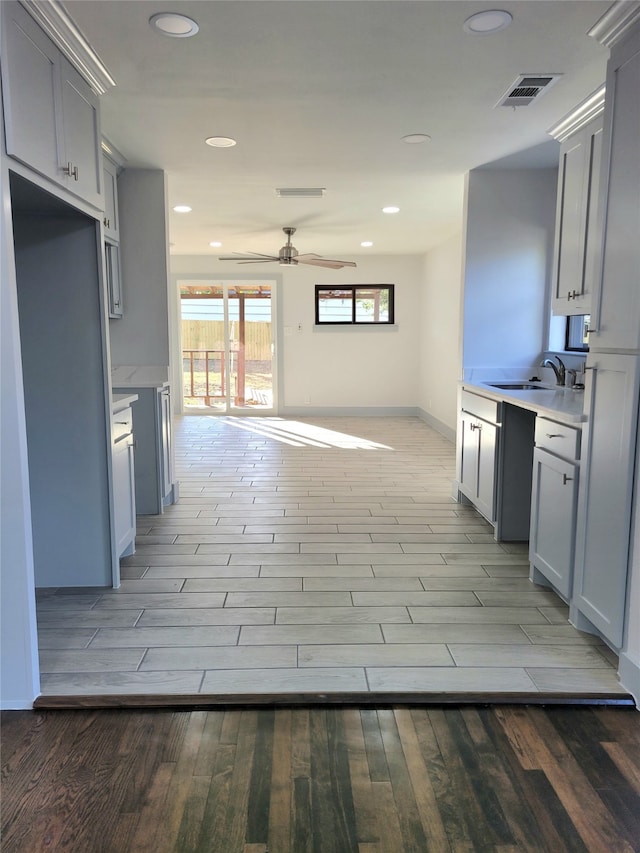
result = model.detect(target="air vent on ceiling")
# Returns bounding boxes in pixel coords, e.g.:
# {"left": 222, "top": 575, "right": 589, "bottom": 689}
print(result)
{"left": 496, "top": 74, "right": 562, "bottom": 108}
{"left": 275, "top": 187, "right": 326, "bottom": 198}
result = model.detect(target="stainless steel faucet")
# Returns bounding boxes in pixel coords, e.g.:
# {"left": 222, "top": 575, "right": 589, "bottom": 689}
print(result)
{"left": 541, "top": 355, "right": 566, "bottom": 386}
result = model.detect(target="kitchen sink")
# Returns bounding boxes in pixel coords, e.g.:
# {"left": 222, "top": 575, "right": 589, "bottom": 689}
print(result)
{"left": 488, "top": 382, "right": 548, "bottom": 390}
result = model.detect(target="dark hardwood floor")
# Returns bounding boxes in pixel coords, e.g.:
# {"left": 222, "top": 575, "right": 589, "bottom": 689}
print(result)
{"left": 2, "top": 705, "right": 639, "bottom": 852}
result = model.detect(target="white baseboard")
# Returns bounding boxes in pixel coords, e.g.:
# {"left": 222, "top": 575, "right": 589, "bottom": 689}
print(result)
{"left": 618, "top": 651, "right": 640, "bottom": 707}
{"left": 416, "top": 408, "right": 456, "bottom": 443}
{"left": 0, "top": 696, "right": 37, "bottom": 710}
{"left": 279, "top": 406, "right": 419, "bottom": 417}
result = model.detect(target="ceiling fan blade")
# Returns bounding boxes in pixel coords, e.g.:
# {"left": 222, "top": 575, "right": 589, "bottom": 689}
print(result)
{"left": 219, "top": 233, "right": 356, "bottom": 269}
{"left": 218, "top": 252, "right": 279, "bottom": 261}
{"left": 297, "top": 257, "right": 357, "bottom": 269}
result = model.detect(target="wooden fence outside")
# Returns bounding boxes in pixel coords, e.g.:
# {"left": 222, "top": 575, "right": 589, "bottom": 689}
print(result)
{"left": 181, "top": 320, "right": 272, "bottom": 361}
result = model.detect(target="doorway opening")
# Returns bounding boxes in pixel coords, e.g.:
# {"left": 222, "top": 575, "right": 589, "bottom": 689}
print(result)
{"left": 180, "top": 280, "right": 276, "bottom": 413}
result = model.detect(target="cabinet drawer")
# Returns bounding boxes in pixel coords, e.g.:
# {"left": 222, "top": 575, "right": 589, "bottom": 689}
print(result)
{"left": 535, "top": 417, "right": 580, "bottom": 461}
{"left": 112, "top": 406, "right": 133, "bottom": 443}
{"left": 461, "top": 390, "right": 500, "bottom": 424}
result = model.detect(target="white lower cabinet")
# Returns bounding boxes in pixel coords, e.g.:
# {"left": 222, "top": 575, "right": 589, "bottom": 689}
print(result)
{"left": 112, "top": 400, "right": 137, "bottom": 558}
{"left": 457, "top": 390, "right": 535, "bottom": 539}
{"left": 529, "top": 418, "right": 580, "bottom": 600}
{"left": 112, "top": 384, "right": 175, "bottom": 515}
{"left": 458, "top": 394, "right": 499, "bottom": 524}
{"left": 159, "top": 388, "right": 174, "bottom": 502}
{"left": 529, "top": 455, "right": 579, "bottom": 600}
{"left": 113, "top": 432, "right": 136, "bottom": 558}
{"left": 571, "top": 354, "right": 639, "bottom": 647}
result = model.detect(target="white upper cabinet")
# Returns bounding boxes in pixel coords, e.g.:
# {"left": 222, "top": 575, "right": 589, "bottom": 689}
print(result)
{"left": 105, "top": 242, "right": 123, "bottom": 319}
{"left": 1, "top": 4, "right": 60, "bottom": 182}
{"left": 59, "top": 58, "right": 102, "bottom": 207}
{"left": 590, "top": 33, "right": 640, "bottom": 352}
{"left": 550, "top": 113, "right": 604, "bottom": 316}
{"left": 102, "top": 149, "right": 125, "bottom": 316}
{"left": 1, "top": 2, "right": 102, "bottom": 208}
{"left": 102, "top": 157, "right": 120, "bottom": 242}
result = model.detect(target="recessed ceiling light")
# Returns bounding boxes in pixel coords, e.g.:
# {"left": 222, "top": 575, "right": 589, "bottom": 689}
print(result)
{"left": 382, "top": 206, "right": 400, "bottom": 214}
{"left": 173, "top": 205, "right": 192, "bottom": 213}
{"left": 402, "top": 134, "right": 431, "bottom": 144}
{"left": 149, "top": 12, "right": 199, "bottom": 38}
{"left": 361, "top": 241, "right": 374, "bottom": 248}
{"left": 205, "top": 136, "right": 237, "bottom": 148}
{"left": 209, "top": 241, "right": 222, "bottom": 248}
{"left": 463, "top": 10, "right": 513, "bottom": 35}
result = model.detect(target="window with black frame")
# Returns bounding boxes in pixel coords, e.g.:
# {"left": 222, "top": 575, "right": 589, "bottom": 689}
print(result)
{"left": 315, "top": 285, "right": 395, "bottom": 325}
{"left": 566, "top": 314, "right": 590, "bottom": 352}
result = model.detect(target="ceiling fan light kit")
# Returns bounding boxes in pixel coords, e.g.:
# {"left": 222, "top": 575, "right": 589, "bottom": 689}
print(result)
{"left": 218, "top": 227, "right": 356, "bottom": 269}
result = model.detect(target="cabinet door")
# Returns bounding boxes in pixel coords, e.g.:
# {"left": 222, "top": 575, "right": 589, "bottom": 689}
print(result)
{"left": 553, "top": 134, "right": 586, "bottom": 315}
{"left": 113, "top": 436, "right": 136, "bottom": 558}
{"left": 59, "top": 58, "right": 102, "bottom": 207}
{"left": 106, "top": 243, "right": 123, "bottom": 318}
{"left": 590, "top": 37, "right": 640, "bottom": 351}
{"left": 103, "top": 158, "right": 119, "bottom": 241}
{"left": 459, "top": 412, "right": 497, "bottom": 524}
{"left": 573, "top": 354, "right": 640, "bottom": 646}
{"left": 459, "top": 412, "right": 479, "bottom": 500}
{"left": 1, "top": 2, "right": 61, "bottom": 182}
{"left": 581, "top": 123, "right": 604, "bottom": 316}
{"left": 529, "top": 448, "right": 578, "bottom": 599}
{"left": 552, "top": 117, "right": 603, "bottom": 317}
{"left": 476, "top": 419, "right": 498, "bottom": 523}
{"left": 159, "top": 389, "right": 173, "bottom": 504}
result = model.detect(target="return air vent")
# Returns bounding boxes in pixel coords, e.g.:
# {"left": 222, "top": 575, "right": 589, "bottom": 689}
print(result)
{"left": 496, "top": 74, "right": 562, "bottom": 108}
{"left": 275, "top": 187, "right": 326, "bottom": 198}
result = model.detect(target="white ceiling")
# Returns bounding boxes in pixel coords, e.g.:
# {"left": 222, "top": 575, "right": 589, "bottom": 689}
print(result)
{"left": 65, "top": 0, "right": 611, "bottom": 260}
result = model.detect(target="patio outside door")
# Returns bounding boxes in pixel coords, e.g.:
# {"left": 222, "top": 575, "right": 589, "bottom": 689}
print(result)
{"left": 180, "top": 280, "right": 275, "bottom": 413}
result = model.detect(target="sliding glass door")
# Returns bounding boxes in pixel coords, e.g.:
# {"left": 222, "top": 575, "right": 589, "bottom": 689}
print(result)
{"left": 180, "top": 280, "right": 275, "bottom": 413}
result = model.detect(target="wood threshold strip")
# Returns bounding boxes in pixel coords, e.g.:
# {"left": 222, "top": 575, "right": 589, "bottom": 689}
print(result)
{"left": 33, "top": 690, "right": 636, "bottom": 710}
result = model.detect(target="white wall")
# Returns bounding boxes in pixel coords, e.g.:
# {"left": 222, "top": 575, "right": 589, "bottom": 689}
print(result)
{"left": 418, "top": 232, "right": 464, "bottom": 438}
{"left": 462, "top": 168, "right": 558, "bottom": 375}
{"left": 170, "top": 254, "right": 424, "bottom": 413}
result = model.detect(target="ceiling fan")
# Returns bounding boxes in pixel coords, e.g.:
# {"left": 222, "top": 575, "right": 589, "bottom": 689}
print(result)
{"left": 218, "top": 227, "right": 357, "bottom": 269}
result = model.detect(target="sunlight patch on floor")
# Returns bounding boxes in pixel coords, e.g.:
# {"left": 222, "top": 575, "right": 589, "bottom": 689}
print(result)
{"left": 217, "top": 416, "right": 394, "bottom": 450}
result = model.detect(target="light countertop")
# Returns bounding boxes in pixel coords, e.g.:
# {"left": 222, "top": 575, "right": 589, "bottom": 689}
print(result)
{"left": 111, "top": 365, "right": 169, "bottom": 388}
{"left": 461, "top": 380, "right": 586, "bottom": 424}
{"left": 112, "top": 392, "right": 138, "bottom": 413}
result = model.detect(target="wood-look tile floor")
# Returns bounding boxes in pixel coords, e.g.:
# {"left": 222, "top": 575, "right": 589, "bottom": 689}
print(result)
{"left": 36, "top": 416, "right": 629, "bottom": 700}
